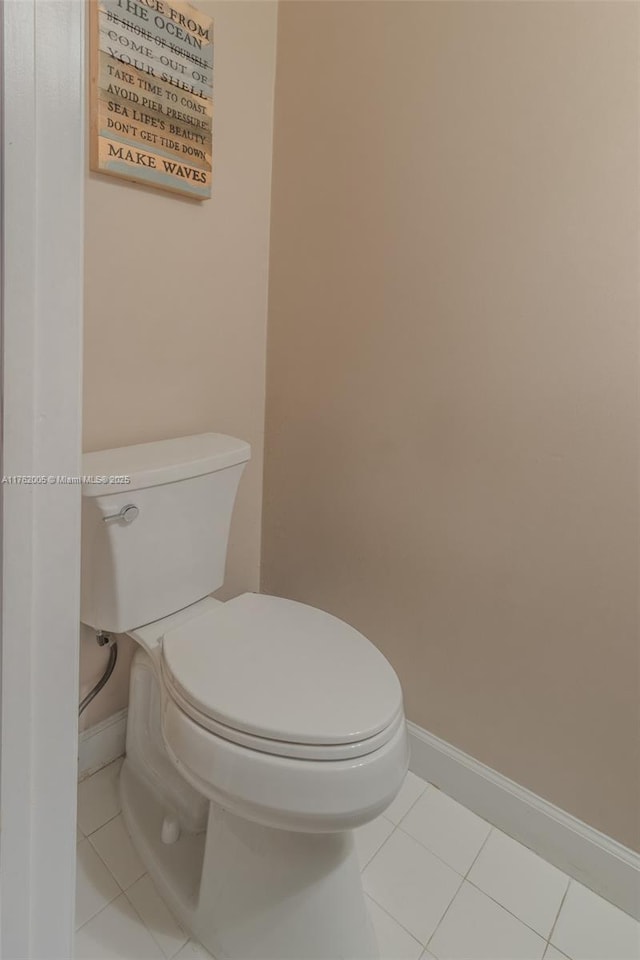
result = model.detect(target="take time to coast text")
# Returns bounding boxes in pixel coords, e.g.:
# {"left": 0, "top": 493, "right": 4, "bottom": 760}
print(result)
{"left": 93, "top": 0, "right": 213, "bottom": 197}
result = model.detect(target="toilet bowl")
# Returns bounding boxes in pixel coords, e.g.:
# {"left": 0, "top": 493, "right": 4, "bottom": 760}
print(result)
{"left": 81, "top": 434, "right": 409, "bottom": 959}
{"left": 159, "top": 592, "right": 407, "bottom": 830}
{"left": 122, "top": 594, "right": 408, "bottom": 959}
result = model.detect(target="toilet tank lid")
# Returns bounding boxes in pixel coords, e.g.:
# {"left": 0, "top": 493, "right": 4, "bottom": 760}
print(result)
{"left": 81, "top": 433, "right": 251, "bottom": 497}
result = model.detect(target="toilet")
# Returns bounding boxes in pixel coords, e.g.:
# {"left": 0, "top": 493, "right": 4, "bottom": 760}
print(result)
{"left": 80, "top": 433, "right": 409, "bottom": 960}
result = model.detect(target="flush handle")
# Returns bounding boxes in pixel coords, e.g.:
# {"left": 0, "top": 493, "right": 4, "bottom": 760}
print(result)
{"left": 102, "top": 503, "right": 139, "bottom": 524}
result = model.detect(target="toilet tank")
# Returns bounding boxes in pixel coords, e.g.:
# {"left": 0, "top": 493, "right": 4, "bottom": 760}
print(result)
{"left": 81, "top": 434, "right": 251, "bottom": 633}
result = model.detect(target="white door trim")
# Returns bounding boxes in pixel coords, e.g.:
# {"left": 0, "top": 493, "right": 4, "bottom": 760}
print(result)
{"left": 2, "top": 1, "right": 85, "bottom": 956}
{"left": 408, "top": 721, "right": 640, "bottom": 920}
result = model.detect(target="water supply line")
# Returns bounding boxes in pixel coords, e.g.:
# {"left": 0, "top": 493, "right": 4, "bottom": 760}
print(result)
{"left": 79, "top": 632, "right": 118, "bottom": 717}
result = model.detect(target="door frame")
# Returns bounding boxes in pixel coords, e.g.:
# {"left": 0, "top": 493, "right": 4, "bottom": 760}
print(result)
{"left": 2, "top": 1, "right": 85, "bottom": 955}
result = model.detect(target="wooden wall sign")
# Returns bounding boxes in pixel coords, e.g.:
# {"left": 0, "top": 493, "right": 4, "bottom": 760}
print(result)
{"left": 90, "top": 0, "right": 213, "bottom": 200}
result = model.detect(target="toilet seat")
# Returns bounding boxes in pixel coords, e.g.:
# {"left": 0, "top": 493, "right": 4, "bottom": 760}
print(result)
{"left": 161, "top": 592, "right": 403, "bottom": 760}
{"left": 161, "top": 669, "right": 405, "bottom": 760}
{"left": 161, "top": 688, "right": 410, "bottom": 832}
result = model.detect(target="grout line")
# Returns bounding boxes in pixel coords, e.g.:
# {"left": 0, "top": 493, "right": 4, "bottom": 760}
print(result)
{"left": 362, "top": 790, "right": 460, "bottom": 949}
{"left": 395, "top": 820, "right": 484, "bottom": 881}
{"left": 401, "top": 815, "right": 571, "bottom": 948}
{"left": 545, "top": 879, "right": 571, "bottom": 952}
{"left": 85, "top": 817, "right": 130, "bottom": 892}
{"left": 85, "top": 807, "right": 123, "bottom": 840}
{"left": 74, "top": 881, "right": 121, "bottom": 934}
{"left": 368, "top": 788, "right": 497, "bottom": 950}
{"left": 425, "top": 840, "right": 565, "bottom": 955}
{"left": 386, "top": 774, "right": 430, "bottom": 828}
{"left": 365, "top": 881, "right": 457, "bottom": 951}
{"left": 424, "top": 872, "right": 466, "bottom": 952}
{"left": 364, "top": 893, "right": 424, "bottom": 952}
{"left": 84, "top": 813, "right": 148, "bottom": 894}
{"left": 463, "top": 875, "right": 557, "bottom": 944}
{"left": 458, "top": 827, "right": 568, "bottom": 946}
{"left": 78, "top": 754, "right": 125, "bottom": 785}
{"left": 122, "top": 876, "right": 189, "bottom": 960}
{"left": 77, "top": 854, "right": 189, "bottom": 960}
{"left": 460, "top": 823, "right": 574, "bottom": 946}
{"left": 463, "top": 826, "right": 493, "bottom": 879}
{"left": 359, "top": 820, "right": 398, "bottom": 871}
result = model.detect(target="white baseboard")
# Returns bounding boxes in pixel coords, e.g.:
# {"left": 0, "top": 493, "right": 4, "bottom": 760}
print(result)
{"left": 78, "top": 709, "right": 127, "bottom": 781}
{"left": 407, "top": 721, "right": 640, "bottom": 920}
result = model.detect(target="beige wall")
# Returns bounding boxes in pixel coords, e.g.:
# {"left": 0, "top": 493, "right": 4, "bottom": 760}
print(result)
{"left": 263, "top": 1, "right": 640, "bottom": 849}
{"left": 81, "top": 0, "right": 278, "bottom": 730}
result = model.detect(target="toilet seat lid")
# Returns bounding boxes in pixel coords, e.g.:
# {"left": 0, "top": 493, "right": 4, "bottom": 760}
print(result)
{"left": 161, "top": 593, "right": 403, "bottom": 746}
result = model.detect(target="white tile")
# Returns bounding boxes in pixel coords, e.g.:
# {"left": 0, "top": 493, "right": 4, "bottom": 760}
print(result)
{"left": 428, "top": 881, "right": 546, "bottom": 960}
{"left": 89, "top": 813, "right": 145, "bottom": 890}
{"left": 366, "top": 897, "right": 423, "bottom": 960}
{"left": 127, "top": 874, "right": 189, "bottom": 959}
{"left": 544, "top": 947, "right": 569, "bottom": 959}
{"left": 467, "top": 829, "right": 569, "bottom": 937}
{"left": 355, "top": 815, "right": 395, "bottom": 870}
{"left": 400, "top": 787, "right": 491, "bottom": 875}
{"left": 363, "top": 828, "right": 462, "bottom": 944}
{"left": 75, "top": 839, "right": 120, "bottom": 930}
{"left": 173, "top": 941, "right": 215, "bottom": 960}
{"left": 384, "top": 772, "right": 428, "bottom": 825}
{"left": 551, "top": 880, "right": 640, "bottom": 960}
{"left": 77, "top": 759, "right": 123, "bottom": 836}
{"left": 75, "top": 893, "right": 165, "bottom": 959}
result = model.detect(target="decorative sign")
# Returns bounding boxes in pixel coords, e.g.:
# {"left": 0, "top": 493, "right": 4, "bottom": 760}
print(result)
{"left": 90, "top": 0, "right": 213, "bottom": 200}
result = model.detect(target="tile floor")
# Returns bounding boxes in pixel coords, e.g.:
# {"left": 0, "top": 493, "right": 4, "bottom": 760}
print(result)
{"left": 76, "top": 761, "right": 640, "bottom": 960}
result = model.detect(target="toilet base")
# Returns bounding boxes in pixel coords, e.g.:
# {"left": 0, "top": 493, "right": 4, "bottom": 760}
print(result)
{"left": 120, "top": 760, "right": 205, "bottom": 926}
{"left": 195, "top": 802, "right": 378, "bottom": 960}
{"left": 120, "top": 759, "right": 379, "bottom": 960}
